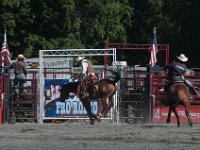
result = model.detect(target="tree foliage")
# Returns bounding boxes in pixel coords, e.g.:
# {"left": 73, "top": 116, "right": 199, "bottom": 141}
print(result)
{"left": 0, "top": 0, "right": 133, "bottom": 58}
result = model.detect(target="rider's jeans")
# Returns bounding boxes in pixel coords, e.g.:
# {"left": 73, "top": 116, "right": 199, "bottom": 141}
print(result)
{"left": 14, "top": 73, "right": 26, "bottom": 94}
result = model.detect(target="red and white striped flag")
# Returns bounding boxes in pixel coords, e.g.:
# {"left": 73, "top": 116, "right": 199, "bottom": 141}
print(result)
{"left": 1, "top": 30, "right": 11, "bottom": 67}
{"left": 149, "top": 28, "right": 158, "bottom": 66}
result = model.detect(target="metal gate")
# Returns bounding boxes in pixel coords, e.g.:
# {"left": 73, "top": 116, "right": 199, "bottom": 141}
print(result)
{"left": 38, "top": 49, "right": 118, "bottom": 124}
{"left": 9, "top": 70, "right": 37, "bottom": 123}
{"left": 119, "top": 66, "right": 151, "bottom": 123}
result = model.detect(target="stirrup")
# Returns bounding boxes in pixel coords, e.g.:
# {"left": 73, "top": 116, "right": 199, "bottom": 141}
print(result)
{"left": 82, "top": 91, "right": 89, "bottom": 97}
{"left": 14, "top": 88, "right": 19, "bottom": 95}
{"left": 85, "top": 92, "right": 89, "bottom": 97}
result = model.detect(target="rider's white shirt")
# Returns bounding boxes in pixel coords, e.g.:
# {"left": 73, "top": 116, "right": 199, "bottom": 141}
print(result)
{"left": 81, "top": 59, "right": 88, "bottom": 75}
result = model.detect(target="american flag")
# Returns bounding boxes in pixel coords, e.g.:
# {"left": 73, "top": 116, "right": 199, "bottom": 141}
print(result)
{"left": 1, "top": 30, "right": 11, "bottom": 67}
{"left": 149, "top": 28, "right": 158, "bottom": 66}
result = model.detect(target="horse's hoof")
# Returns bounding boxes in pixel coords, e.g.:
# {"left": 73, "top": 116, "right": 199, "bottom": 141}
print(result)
{"left": 98, "top": 113, "right": 103, "bottom": 118}
{"left": 96, "top": 116, "right": 101, "bottom": 122}
{"left": 166, "top": 119, "right": 170, "bottom": 123}
{"left": 90, "top": 119, "right": 95, "bottom": 125}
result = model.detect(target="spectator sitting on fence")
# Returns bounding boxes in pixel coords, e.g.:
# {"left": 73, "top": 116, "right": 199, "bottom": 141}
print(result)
{"left": 9, "top": 54, "right": 27, "bottom": 95}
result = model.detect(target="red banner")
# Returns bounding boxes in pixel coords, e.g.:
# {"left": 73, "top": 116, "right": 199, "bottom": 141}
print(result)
{"left": 153, "top": 106, "right": 200, "bottom": 123}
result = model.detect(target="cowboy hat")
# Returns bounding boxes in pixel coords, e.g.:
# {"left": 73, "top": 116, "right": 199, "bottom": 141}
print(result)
{"left": 17, "top": 54, "right": 25, "bottom": 60}
{"left": 76, "top": 56, "right": 85, "bottom": 62}
{"left": 177, "top": 53, "right": 188, "bottom": 62}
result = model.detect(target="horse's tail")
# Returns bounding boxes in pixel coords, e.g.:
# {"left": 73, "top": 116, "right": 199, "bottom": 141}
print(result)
{"left": 107, "top": 68, "right": 121, "bottom": 84}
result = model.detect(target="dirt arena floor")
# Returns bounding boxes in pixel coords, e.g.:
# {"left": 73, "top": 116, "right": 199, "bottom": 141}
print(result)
{"left": 0, "top": 121, "right": 200, "bottom": 150}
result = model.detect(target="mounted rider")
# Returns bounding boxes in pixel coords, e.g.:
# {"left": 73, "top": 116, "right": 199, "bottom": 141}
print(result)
{"left": 164, "top": 53, "right": 200, "bottom": 98}
{"left": 76, "top": 56, "right": 97, "bottom": 97}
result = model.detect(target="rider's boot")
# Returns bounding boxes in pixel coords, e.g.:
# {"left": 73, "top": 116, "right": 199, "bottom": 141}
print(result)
{"left": 21, "top": 89, "right": 27, "bottom": 95}
{"left": 14, "top": 86, "right": 19, "bottom": 95}
{"left": 190, "top": 87, "right": 200, "bottom": 97}
{"left": 185, "top": 79, "right": 200, "bottom": 97}
{"left": 84, "top": 91, "right": 89, "bottom": 97}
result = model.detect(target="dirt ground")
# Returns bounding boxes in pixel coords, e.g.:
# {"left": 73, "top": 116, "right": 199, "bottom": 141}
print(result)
{"left": 0, "top": 121, "right": 200, "bottom": 150}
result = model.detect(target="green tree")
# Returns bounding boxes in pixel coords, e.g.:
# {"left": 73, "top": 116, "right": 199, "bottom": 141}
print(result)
{"left": 1, "top": 0, "right": 133, "bottom": 59}
{"left": 160, "top": 0, "right": 200, "bottom": 67}
{"left": 76, "top": 0, "right": 133, "bottom": 48}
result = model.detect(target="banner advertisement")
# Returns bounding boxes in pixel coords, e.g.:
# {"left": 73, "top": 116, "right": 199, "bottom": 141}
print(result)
{"left": 44, "top": 79, "right": 109, "bottom": 117}
{"left": 153, "top": 106, "right": 200, "bottom": 123}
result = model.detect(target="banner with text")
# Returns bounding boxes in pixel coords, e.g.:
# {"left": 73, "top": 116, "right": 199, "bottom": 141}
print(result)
{"left": 44, "top": 79, "right": 110, "bottom": 117}
{"left": 153, "top": 106, "right": 200, "bottom": 123}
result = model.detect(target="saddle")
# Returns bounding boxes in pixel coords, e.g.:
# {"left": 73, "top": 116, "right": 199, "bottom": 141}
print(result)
{"left": 161, "top": 81, "right": 185, "bottom": 106}
{"left": 165, "top": 80, "right": 184, "bottom": 91}
{"left": 165, "top": 75, "right": 184, "bottom": 92}
{"left": 171, "top": 80, "right": 184, "bottom": 85}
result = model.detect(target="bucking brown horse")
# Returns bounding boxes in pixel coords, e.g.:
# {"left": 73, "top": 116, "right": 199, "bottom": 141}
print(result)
{"left": 59, "top": 69, "right": 121, "bottom": 124}
{"left": 161, "top": 82, "right": 193, "bottom": 127}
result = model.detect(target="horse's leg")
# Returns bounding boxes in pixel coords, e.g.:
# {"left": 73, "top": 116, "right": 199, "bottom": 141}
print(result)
{"left": 82, "top": 98, "right": 95, "bottom": 124}
{"left": 81, "top": 97, "right": 98, "bottom": 124}
{"left": 99, "top": 97, "right": 108, "bottom": 118}
{"left": 166, "top": 107, "right": 172, "bottom": 123}
{"left": 103, "top": 96, "right": 114, "bottom": 117}
{"left": 185, "top": 109, "right": 193, "bottom": 127}
{"left": 184, "top": 105, "right": 193, "bottom": 127}
{"left": 171, "top": 107, "right": 180, "bottom": 127}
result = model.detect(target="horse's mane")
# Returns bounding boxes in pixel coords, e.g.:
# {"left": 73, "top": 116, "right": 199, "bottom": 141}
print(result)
{"left": 96, "top": 78, "right": 114, "bottom": 85}
{"left": 61, "top": 81, "right": 80, "bottom": 93}
{"left": 59, "top": 81, "right": 80, "bottom": 101}
{"left": 63, "top": 81, "right": 80, "bottom": 88}
{"left": 105, "top": 69, "right": 121, "bottom": 84}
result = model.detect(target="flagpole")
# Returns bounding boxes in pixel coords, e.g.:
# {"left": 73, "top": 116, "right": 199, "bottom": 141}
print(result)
{"left": 149, "top": 27, "right": 158, "bottom": 66}
{"left": 1, "top": 29, "right": 6, "bottom": 68}
{"left": 153, "top": 27, "right": 156, "bottom": 35}
{"left": 153, "top": 27, "right": 157, "bottom": 46}
{"left": 1, "top": 28, "right": 11, "bottom": 123}
{"left": 4, "top": 28, "right": 6, "bottom": 39}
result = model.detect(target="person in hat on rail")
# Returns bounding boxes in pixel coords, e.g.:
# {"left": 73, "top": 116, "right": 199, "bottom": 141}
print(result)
{"left": 76, "top": 56, "right": 97, "bottom": 97}
{"left": 164, "top": 53, "right": 200, "bottom": 98}
{"left": 9, "top": 54, "right": 27, "bottom": 95}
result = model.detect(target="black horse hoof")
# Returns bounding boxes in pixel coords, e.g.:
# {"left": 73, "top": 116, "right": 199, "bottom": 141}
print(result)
{"left": 90, "top": 119, "right": 95, "bottom": 125}
{"left": 166, "top": 119, "right": 171, "bottom": 123}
